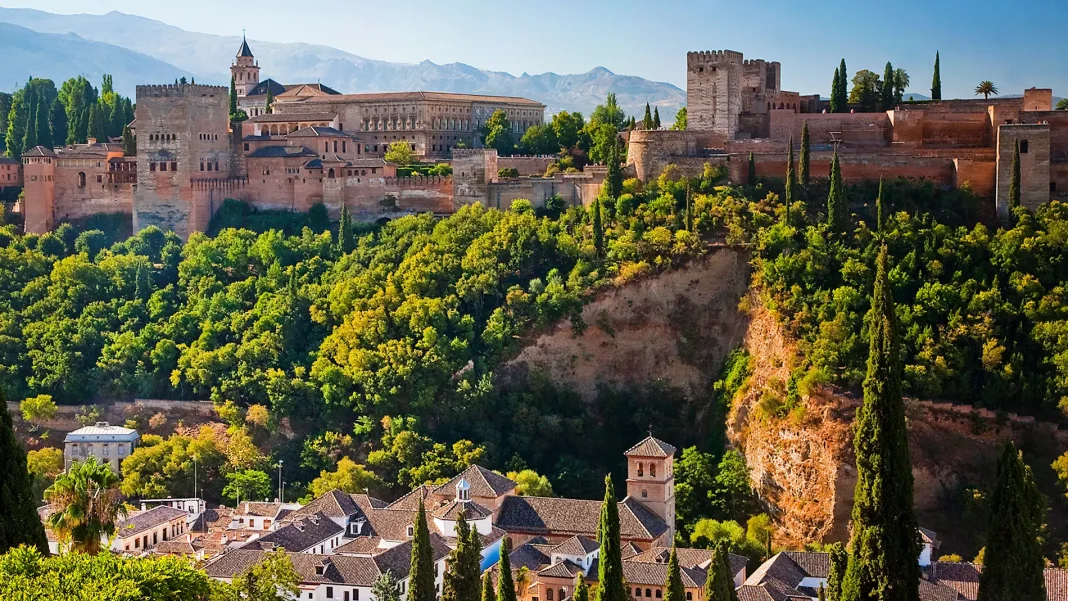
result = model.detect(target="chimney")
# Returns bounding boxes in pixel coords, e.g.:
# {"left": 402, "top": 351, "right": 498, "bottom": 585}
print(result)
{"left": 87, "top": 137, "right": 97, "bottom": 145}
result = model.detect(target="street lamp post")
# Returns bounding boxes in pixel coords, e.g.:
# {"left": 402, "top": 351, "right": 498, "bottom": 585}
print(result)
{"left": 277, "top": 460, "right": 284, "bottom": 503}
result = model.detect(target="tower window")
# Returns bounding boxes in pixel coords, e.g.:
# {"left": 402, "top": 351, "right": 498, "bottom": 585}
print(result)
{"left": 637, "top": 462, "right": 644, "bottom": 477}
{"left": 1020, "top": 140, "right": 1029, "bottom": 154}
{"left": 1051, "top": 182, "right": 1057, "bottom": 192}
{"left": 650, "top": 463, "right": 656, "bottom": 477}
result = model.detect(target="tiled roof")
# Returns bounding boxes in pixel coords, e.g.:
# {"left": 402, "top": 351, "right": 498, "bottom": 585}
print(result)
{"left": 508, "top": 543, "right": 550, "bottom": 572}
{"left": 192, "top": 507, "right": 233, "bottom": 532}
{"left": 288, "top": 126, "right": 348, "bottom": 138}
{"left": 432, "top": 500, "right": 492, "bottom": 520}
{"left": 1046, "top": 567, "right": 1068, "bottom": 601}
{"left": 0, "top": 157, "right": 20, "bottom": 165}
{"left": 334, "top": 536, "right": 383, "bottom": 556}
{"left": 288, "top": 490, "right": 363, "bottom": 521}
{"left": 22, "top": 146, "right": 56, "bottom": 158}
{"left": 352, "top": 493, "right": 389, "bottom": 511}
{"left": 280, "top": 83, "right": 341, "bottom": 97}
{"left": 918, "top": 579, "right": 961, "bottom": 601}
{"left": 65, "top": 422, "right": 139, "bottom": 442}
{"left": 735, "top": 586, "right": 776, "bottom": 601}
{"left": 116, "top": 506, "right": 188, "bottom": 537}
{"left": 782, "top": 551, "right": 829, "bottom": 578}
{"left": 629, "top": 547, "right": 748, "bottom": 579}
{"left": 551, "top": 535, "right": 600, "bottom": 556}
{"left": 237, "top": 502, "right": 283, "bottom": 517}
{"left": 540, "top": 559, "right": 584, "bottom": 579}
{"left": 388, "top": 485, "right": 432, "bottom": 510}
{"left": 241, "top": 512, "right": 342, "bottom": 552}
{"left": 624, "top": 436, "right": 677, "bottom": 458}
{"left": 432, "top": 465, "right": 518, "bottom": 499}
{"left": 248, "top": 112, "right": 337, "bottom": 123}
{"left": 371, "top": 532, "right": 452, "bottom": 580}
{"left": 294, "top": 91, "right": 545, "bottom": 107}
{"left": 206, "top": 549, "right": 385, "bottom": 586}
{"left": 621, "top": 561, "right": 707, "bottom": 588}
{"left": 495, "top": 496, "right": 667, "bottom": 541}
{"left": 245, "top": 78, "right": 287, "bottom": 98}
{"left": 928, "top": 562, "right": 1068, "bottom": 601}
{"left": 621, "top": 542, "right": 642, "bottom": 560}
{"left": 154, "top": 540, "right": 196, "bottom": 555}
{"left": 247, "top": 145, "right": 319, "bottom": 158}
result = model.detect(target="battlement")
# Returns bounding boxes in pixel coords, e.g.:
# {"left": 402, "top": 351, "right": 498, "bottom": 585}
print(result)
{"left": 451, "top": 148, "right": 496, "bottom": 158}
{"left": 743, "top": 59, "right": 767, "bottom": 67}
{"left": 136, "top": 84, "right": 229, "bottom": 99}
{"left": 382, "top": 175, "right": 451, "bottom": 186}
{"left": 687, "top": 50, "right": 745, "bottom": 66}
{"left": 192, "top": 177, "right": 249, "bottom": 191}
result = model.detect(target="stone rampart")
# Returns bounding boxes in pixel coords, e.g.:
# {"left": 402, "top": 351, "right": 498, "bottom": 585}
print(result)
{"left": 497, "top": 156, "right": 556, "bottom": 176}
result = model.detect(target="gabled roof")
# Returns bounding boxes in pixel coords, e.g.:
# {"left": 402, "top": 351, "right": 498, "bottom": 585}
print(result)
{"left": 236, "top": 502, "right": 283, "bottom": 517}
{"left": 248, "top": 112, "right": 337, "bottom": 123}
{"left": 629, "top": 546, "right": 748, "bottom": 579}
{"left": 624, "top": 436, "right": 677, "bottom": 458}
{"left": 22, "top": 146, "right": 56, "bottom": 158}
{"left": 371, "top": 532, "right": 453, "bottom": 580}
{"left": 621, "top": 560, "right": 707, "bottom": 588}
{"left": 918, "top": 526, "right": 939, "bottom": 546}
{"left": 551, "top": 535, "right": 599, "bottom": 556}
{"left": 387, "top": 485, "right": 432, "bottom": 510}
{"left": 280, "top": 83, "right": 341, "bottom": 97}
{"left": 0, "top": 157, "right": 20, "bottom": 165}
{"left": 237, "top": 36, "right": 254, "bottom": 58}
{"left": 539, "top": 559, "right": 585, "bottom": 579}
{"left": 508, "top": 542, "right": 551, "bottom": 572}
{"left": 432, "top": 465, "right": 517, "bottom": 499}
{"left": 192, "top": 507, "right": 233, "bottom": 532}
{"left": 621, "top": 541, "right": 643, "bottom": 560}
{"left": 115, "top": 506, "right": 188, "bottom": 537}
{"left": 241, "top": 512, "right": 343, "bottom": 552}
{"left": 431, "top": 499, "right": 492, "bottom": 520}
{"left": 247, "top": 145, "right": 319, "bottom": 159}
{"left": 288, "top": 490, "right": 363, "bottom": 521}
{"left": 206, "top": 549, "right": 384, "bottom": 586}
{"left": 928, "top": 562, "right": 1068, "bottom": 601}
{"left": 334, "top": 536, "right": 383, "bottom": 556}
{"left": 494, "top": 495, "right": 668, "bottom": 541}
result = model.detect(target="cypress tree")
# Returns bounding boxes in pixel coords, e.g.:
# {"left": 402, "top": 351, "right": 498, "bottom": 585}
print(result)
{"left": 481, "top": 572, "right": 495, "bottom": 601}
{"left": 684, "top": 185, "right": 693, "bottom": 232}
{"left": 704, "top": 540, "right": 739, "bottom": 601}
{"left": 784, "top": 135, "right": 796, "bottom": 223}
{"left": 594, "top": 476, "right": 626, "bottom": 601}
{"left": 840, "top": 245, "right": 921, "bottom": 601}
{"left": 6, "top": 93, "right": 26, "bottom": 157}
{"left": 21, "top": 91, "right": 37, "bottom": 153}
{"left": 497, "top": 536, "right": 517, "bottom": 601}
{"left": 663, "top": 548, "right": 684, "bottom": 601}
{"left": 931, "top": 52, "right": 942, "bottom": 101}
{"left": 0, "top": 400, "right": 49, "bottom": 554}
{"left": 109, "top": 100, "right": 125, "bottom": 139}
{"left": 818, "top": 585, "right": 827, "bottom": 601}
{"left": 122, "top": 125, "right": 136, "bottom": 156}
{"left": 606, "top": 142, "right": 622, "bottom": 199}
{"left": 592, "top": 196, "right": 604, "bottom": 259}
{"left": 338, "top": 204, "right": 354, "bottom": 254}
{"left": 826, "top": 150, "right": 845, "bottom": 232}
{"left": 49, "top": 99, "right": 67, "bottom": 150}
{"left": 976, "top": 442, "right": 1046, "bottom": 601}
{"left": 830, "top": 68, "right": 842, "bottom": 114}
{"left": 748, "top": 151, "right": 757, "bottom": 185}
{"left": 230, "top": 77, "right": 239, "bottom": 116}
{"left": 875, "top": 177, "right": 885, "bottom": 234}
{"left": 653, "top": 106, "right": 661, "bottom": 130}
{"left": 881, "top": 62, "right": 895, "bottom": 111}
{"left": 87, "top": 103, "right": 105, "bottom": 142}
{"left": 124, "top": 98, "right": 134, "bottom": 128}
{"left": 34, "top": 101, "right": 52, "bottom": 150}
{"left": 265, "top": 86, "right": 275, "bottom": 115}
{"left": 826, "top": 542, "right": 848, "bottom": 601}
{"left": 573, "top": 573, "right": 590, "bottom": 601}
{"left": 800, "top": 121, "right": 811, "bottom": 187}
{"left": 837, "top": 59, "right": 849, "bottom": 112}
{"left": 1008, "top": 139, "right": 1021, "bottom": 221}
{"left": 407, "top": 501, "right": 435, "bottom": 601}
{"left": 443, "top": 513, "right": 482, "bottom": 601}
{"left": 643, "top": 103, "right": 652, "bottom": 129}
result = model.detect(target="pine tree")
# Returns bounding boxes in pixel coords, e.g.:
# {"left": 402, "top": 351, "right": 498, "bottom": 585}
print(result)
{"left": 0, "top": 399, "right": 49, "bottom": 554}
{"left": 785, "top": 136, "right": 796, "bottom": 223}
{"left": 49, "top": 98, "right": 67, "bottom": 150}
{"left": 830, "top": 68, "right": 842, "bottom": 114}
{"left": 594, "top": 476, "right": 626, "bottom": 601}
{"left": 704, "top": 540, "right": 739, "bottom": 601}
{"left": 230, "top": 77, "right": 239, "bottom": 116}
{"left": 652, "top": 107, "right": 661, "bottom": 130}
{"left": 800, "top": 121, "right": 811, "bottom": 187}
{"left": 122, "top": 125, "right": 136, "bottom": 156}
{"left": 881, "top": 62, "right": 895, "bottom": 111}
{"left": 443, "top": 514, "right": 482, "bottom": 601}
{"left": 481, "top": 571, "right": 495, "bottom": 601}
{"left": 875, "top": 177, "right": 885, "bottom": 234}
{"left": 931, "top": 52, "right": 942, "bottom": 101}
{"left": 408, "top": 501, "right": 435, "bottom": 601}
{"left": 265, "top": 86, "right": 275, "bottom": 115}
{"left": 573, "top": 573, "right": 590, "bottom": 601}
{"left": 840, "top": 245, "right": 920, "bottom": 601}
{"left": 1008, "top": 139, "right": 1021, "bottom": 221}
{"left": 837, "top": 59, "right": 849, "bottom": 112}
{"left": 592, "top": 196, "right": 604, "bottom": 259}
{"left": 827, "top": 543, "right": 848, "bottom": 601}
{"left": 87, "top": 103, "right": 105, "bottom": 142}
{"left": 748, "top": 152, "right": 757, "bottom": 185}
{"left": 826, "top": 150, "right": 845, "bottom": 232}
{"left": 643, "top": 103, "right": 653, "bottom": 130}
{"left": 663, "top": 548, "right": 684, "bottom": 601}
{"left": 976, "top": 442, "right": 1046, "bottom": 601}
{"left": 497, "top": 536, "right": 517, "bottom": 601}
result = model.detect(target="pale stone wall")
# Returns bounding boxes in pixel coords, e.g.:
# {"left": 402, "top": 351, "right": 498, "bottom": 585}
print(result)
{"left": 496, "top": 156, "right": 555, "bottom": 176}
{"left": 687, "top": 50, "right": 744, "bottom": 138}
{"left": 996, "top": 124, "right": 1051, "bottom": 220}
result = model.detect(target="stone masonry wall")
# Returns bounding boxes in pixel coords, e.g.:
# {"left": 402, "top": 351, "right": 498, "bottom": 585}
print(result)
{"left": 996, "top": 124, "right": 1051, "bottom": 220}
{"left": 496, "top": 156, "right": 556, "bottom": 176}
{"left": 687, "top": 51, "right": 744, "bottom": 138}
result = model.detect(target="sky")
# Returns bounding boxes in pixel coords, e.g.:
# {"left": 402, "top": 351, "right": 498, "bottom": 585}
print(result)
{"left": 4, "top": 0, "right": 1067, "bottom": 99}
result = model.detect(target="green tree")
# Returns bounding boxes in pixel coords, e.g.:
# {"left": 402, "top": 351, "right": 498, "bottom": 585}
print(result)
{"left": 49, "top": 98, "right": 67, "bottom": 149}
{"left": 826, "top": 150, "right": 845, "bottom": 232}
{"left": 653, "top": 107, "right": 661, "bottom": 130}
{"left": 976, "top": 442, "right": 1046, "bottom": 601}
{"left": 234, "top": 548, "right": 301, "bottom": 601}
{"left": 830, "top": 68, "right": 842, "bottom": 115}
{"left": 385, "top": 140, "right": 414, "bottom": 165}
{"left": 1056, "top": 98, "right": 1068, "bottom": 111}
{"left": 22, "top": 92, "right": 38, "bottom": 152}
{"left": 785, "top": 136, "right": 796, "bottom": 222}
{"left": 881, "top": 62, "right": 895, "bottom": 110}
{"left": 338, "top": 204, "right": 354, "bottom": 254}
{"left": 1009, "top": 139, "right": 1021, "bottom": 219}
{"left": 0, "top": 403, "right": 49, "bottom": 554}
{"left": 849, "top": 70, "right": 882, "bottom": 112}
{"left": 703, "top": 540, "right": 739, "bottom": 601}
{"left": 837, "top": 59, "right": 849, "bottom": 111}
{"left": 45, "top": 456, "right": 126, "bottom": 554}
{"left": 893, "top": 69, "right": 910, "bottom": 104}
{"left": 663, "top": 548, "right": 684, "bottom": 601}
{"left": 122, "top": 125, "right": 136, "bottom": 155}
{"left": 840, "top": 245, "right": 920, "bottom": 601}
{"left": 442, "top": 514, "right": 482, "bottom": 601}
{"left": 551, "top": 111, "right": 584, "bottom": 149}
{"left": 519, "top": 124, "right": 558, "bottom": 155}
{"left": 643, "top": 103, "right": 653, "bottom": 129}
{"left": 222, "top": 469, "right": 272, "bottom": 504}
{"left": 481, "top": 571, "right": 495, "bottom": 601}
{"left": 21, "top": 394, "right": 57, "bottom": 428}
{"left": 483, "top": 110, "right": 515, "bottom": 156}
{"left": 974, "top": 81, "right": 999, "bottom": 100}
{"left": 409, "top": 501, "right": 436, "bottom": 601}
{"left": 497, "top": 535, "right": 517, "bottom": 601}
{"left": 800, "top": 121, "right": 811, "bottom": 187}
{"left": 590, "top": 93, "right": 626, "bottom": 130}
{"left": 230, "top": 77, "right": 238, "bottom": 115}
{"left": 87, "top": 103, "right": 105, "bottom": 142}
{"left": 594, "top": 476, "right": 626, "bottom": 601}
{"left": 374, "top": 571, "right": 403, "bottom": 601}
{"left": 307, "top": 457, "right": 384, "bottom": 498}
{"left": 671, "top": 107, "right": 687, "bottom": 131}
{"left": 573, "top": 573, "right": 590, "bottom": 601}
{"left": 606, "top": 142, "right": 623, "bottom": 199}
{"left": 506, "top": 469, "right": 554, "bottom": 496}
{"left": 592, "top": 195, "right": 604, "bottom": 259}
{"left": 875, "top": 177, "right": 885, "bottom": 234}
{"left": 748, "top": 152, "right": 757, "bottom": 185}
{"left": 827, "top": 542, "right": 848, "bottom": 601}
{"left": 265, "top": 86, "right": 275, "bottom": 115}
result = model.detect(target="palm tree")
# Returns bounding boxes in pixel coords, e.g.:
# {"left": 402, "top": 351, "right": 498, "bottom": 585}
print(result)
{"left": 45, "top": 456, "right": 126, "bottom": 554}
{"left": 975, "top": 81, "right": 999, "bottom": 100}
{"left": 893, "top": 69, "right": 910, "bottom": 103}
{"left": 514, "top": 566, "right": 531, "bottom": 599}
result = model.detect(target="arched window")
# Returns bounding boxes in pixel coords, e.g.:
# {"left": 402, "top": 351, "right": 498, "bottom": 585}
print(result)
{"left": 328, "top": 168, "right": 336, "bottom": 178}
{"left": 560, "top": 590, "right": 566, "bottom": 601}
{"left": 645, "top": 590, "right": 652, "bottom": 598}
{"left": 655, "top": 591, "right": 662, "bottom": 599}
{"left": 637, "top": 463, "right": 644, "bottom": 477}
{"left": 547, "top": 589, "right": 554, "bottom": 601}
{"left": 650, "top": 463, "right": 656, "bottom": 477}
{"left": 78, "top": 172, "right": 86, "bottom": 187}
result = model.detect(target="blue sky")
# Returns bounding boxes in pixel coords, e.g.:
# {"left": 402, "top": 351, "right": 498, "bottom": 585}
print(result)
{"left": 5, "top": 0, "right": 1066, "bottom": 99}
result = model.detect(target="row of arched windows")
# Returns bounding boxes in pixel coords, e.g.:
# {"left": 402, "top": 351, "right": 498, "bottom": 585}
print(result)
{"left": 198, "top": 133, "right": 220, "bottom": 141}
{"left": 636, "top": 462, "right": 657, "bottom": 477}
{"left": 149, "top": 133, "right": 177, "bottom": 142}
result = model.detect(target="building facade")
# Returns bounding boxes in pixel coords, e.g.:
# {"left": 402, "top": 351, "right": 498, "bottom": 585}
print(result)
{"left": 63, "top": 421, "right": 140, "bottom": 473}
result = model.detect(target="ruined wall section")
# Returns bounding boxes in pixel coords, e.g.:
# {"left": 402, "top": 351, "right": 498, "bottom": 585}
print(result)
{"left": 134, "top": 84, "right": 231, "bottom": 238}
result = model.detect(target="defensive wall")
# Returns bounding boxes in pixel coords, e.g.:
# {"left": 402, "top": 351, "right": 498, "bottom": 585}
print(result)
{"left": 496, "top": 155, "right": 557, "bottom": 176}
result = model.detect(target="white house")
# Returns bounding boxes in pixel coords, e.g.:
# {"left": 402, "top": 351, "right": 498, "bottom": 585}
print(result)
{"left": 64, "top": 422, "right": 139, "bottom": 474}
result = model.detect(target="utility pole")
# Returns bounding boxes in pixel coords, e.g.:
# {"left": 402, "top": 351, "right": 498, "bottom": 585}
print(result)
{"left": 193, "top": 453, "right": 198, "bottom": 500}
{"left": 277, "top": 460, "right": 284, "bottom": 502}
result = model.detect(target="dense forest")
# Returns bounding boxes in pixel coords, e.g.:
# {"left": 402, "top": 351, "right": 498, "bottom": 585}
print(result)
{"left": 3, "top": 159, "right": 1068, "bottom": 541}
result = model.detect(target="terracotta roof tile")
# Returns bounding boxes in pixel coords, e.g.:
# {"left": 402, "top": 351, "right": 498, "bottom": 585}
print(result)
{"left": 115, "top": 506, "right": 187, "bottom": 537}
{"left": 241, "top": 512, "right": 342, "bottom": 552}
{"left": 624, "top": 437, "right": 677, "bottom": 458}
{"left": 432, "top": 500, "right": 492, "bottom": 520}
{"left": 432, "top": 465, "right": 517, "bottom": 499}
{"left": 495, "top": 496, "right": 667, "bottom": 541}
{"left": 551, "top": 535, "right": 600, "bottom": 556}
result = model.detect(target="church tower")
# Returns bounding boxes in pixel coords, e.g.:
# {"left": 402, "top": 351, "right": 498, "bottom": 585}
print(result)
{"left": 231, "top": 34, "right": 260, "bottom": 98}
{"left": 624, "top": 436, "right": 676, "bottom": 542}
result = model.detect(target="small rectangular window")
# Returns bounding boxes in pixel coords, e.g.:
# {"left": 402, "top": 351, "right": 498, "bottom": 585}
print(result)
{"left": 1052, "top": 182, "right": 1057, "bottom": 192}
{"left": 327, "top": 587, "right": 334, "bottom": 598}
{"left": 1020, "top": 140, "right": 1030, "bottom": 154}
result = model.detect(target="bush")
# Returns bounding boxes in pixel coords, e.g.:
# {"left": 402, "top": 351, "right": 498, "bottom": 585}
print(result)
{"left": 498, "top": 167, "right": 520, "bottom": 179}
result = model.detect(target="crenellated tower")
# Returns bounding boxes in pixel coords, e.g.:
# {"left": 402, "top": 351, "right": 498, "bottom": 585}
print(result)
{"left": 686, "top": 50, "right": 744, "bottom": 139}
{"left": 231, "top": 34, "right": 260, "bottom": 98}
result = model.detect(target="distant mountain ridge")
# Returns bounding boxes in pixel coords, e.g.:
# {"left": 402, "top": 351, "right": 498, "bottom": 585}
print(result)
{"left": 0, "top": 7, "right": 685, "bottom": 120}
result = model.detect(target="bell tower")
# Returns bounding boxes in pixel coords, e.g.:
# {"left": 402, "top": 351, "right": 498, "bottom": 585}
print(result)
{"left": 231, "top": 33, "right": 260, "bottom": 98}
{"left": 624, "top": 436, "right": 677, "bottom": 542}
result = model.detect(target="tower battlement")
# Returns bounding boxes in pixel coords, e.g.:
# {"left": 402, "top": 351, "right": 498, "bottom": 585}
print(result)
{"left": 136, "top": 84, "right": 228, "bottom": 99}
{"left": 687, "top": 50, "right": 744, "bottom": 67}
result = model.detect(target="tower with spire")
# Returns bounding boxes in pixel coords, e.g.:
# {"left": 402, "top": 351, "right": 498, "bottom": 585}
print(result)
{"left": 231, "top": 33, "right": 260, "bottom": 98}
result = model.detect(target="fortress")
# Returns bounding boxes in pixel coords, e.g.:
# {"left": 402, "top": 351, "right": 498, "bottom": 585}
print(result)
{"left": 16, "top": 43, "right": 1068, "bottom": 236}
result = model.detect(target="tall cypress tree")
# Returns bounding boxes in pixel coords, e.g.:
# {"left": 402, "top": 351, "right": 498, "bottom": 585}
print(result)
{"left": 34, "top": 102, "right": 52, "bottom": 150}
{"left": 230, "top": 77, "right": 239, "bottom": 116}
{"left": 830, "top": 68, "right": 842, "bottom": 114}
{"left": 818, "top": 585, "right": 827, "bottom": 601}
{"left": 931, "top": 52, "right": 942, "bottom": 101}
{"left": 122, "top": 125, "right": 136, "bottom": 156}
{"left": 442, "top": 513, "right": 482, "bottom": 601}
{"left": 108, "top": 100, "right": 125, "bottom": 140}
{"left": 265, "top": 86, "right": 275, "bottom": 115}
{"left": 652, "top": 107, "right": 661, "bottom": 130}
{"left": 592, "top": 196, "right": 604, "bottom": 259}
{"left": 827, "top": 542, "right": 848, "bottom": 601}
{"left": 784, "top": 136, "right": 796, "bottom": 223}
{"left": 497, "top": 536, "right": 517, "bottom": 601}
{"left": 826, "top": 150, "right": 845, "bottom": 232}
{"left": 976, "top": 442, "right": 1046, "bottom": 601}
{"left": 840, "top": 245, "right": 920, "bottom": 601}
{"left": 87, "top": 103, "right": 105, "bottom": 142}
{"left": 49, "top": 98, "right": 67, "bottom": 150}
{"left": 881, "top": 62, "right": 895, "bottom": 111}
{"left": 481, "top": 571, "right": 495, "bottom": 601}
{"left": 837, "top": 59, "right": 849, "bottom": 112}
{"left": 875, "top": 177, "right": 885, "bottom": 234}
{"left": 0, "top": 400, "right": 49, "bottom": 554}
{"left": 408, "top": 501, "right": 435, "bottom": 601}
{"left": 594, "top": 476, "right": 626, "bottom": 601}
{"left": 643, "top": 103, "right": 652, "bottom": 129}
{"left": 748, "top": 152, "right": 757, "bottom": 185}
{"left": 800, "top": 121, "right": 811, "bottom": 188}
{"left": 684, "top": 185, "right": 693, "bottom": 232}
{"left": 1008, "top": 139, "right": 1021, "bottom": 221}
{"left": 606, "top": 142, "right": 623, "bottom": 199}
{"left": 663, "top": 548, "right": 684, "bottom": 601}
{"left": 338, "top": 204, "right": 354, "bottom": 254}
{"left": 704, "top": 540, "right": 739, "bottom": 601}
{"left": 573, "top": 573, "right": 590, "bottom": 601}
{"left": 21, "top": 91, "right": 37, "bottom": 153}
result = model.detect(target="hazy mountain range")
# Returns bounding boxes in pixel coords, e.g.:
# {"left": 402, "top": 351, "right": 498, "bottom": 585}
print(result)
{"left": 0, "top": 7, "right": 685, "bottom": 120}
